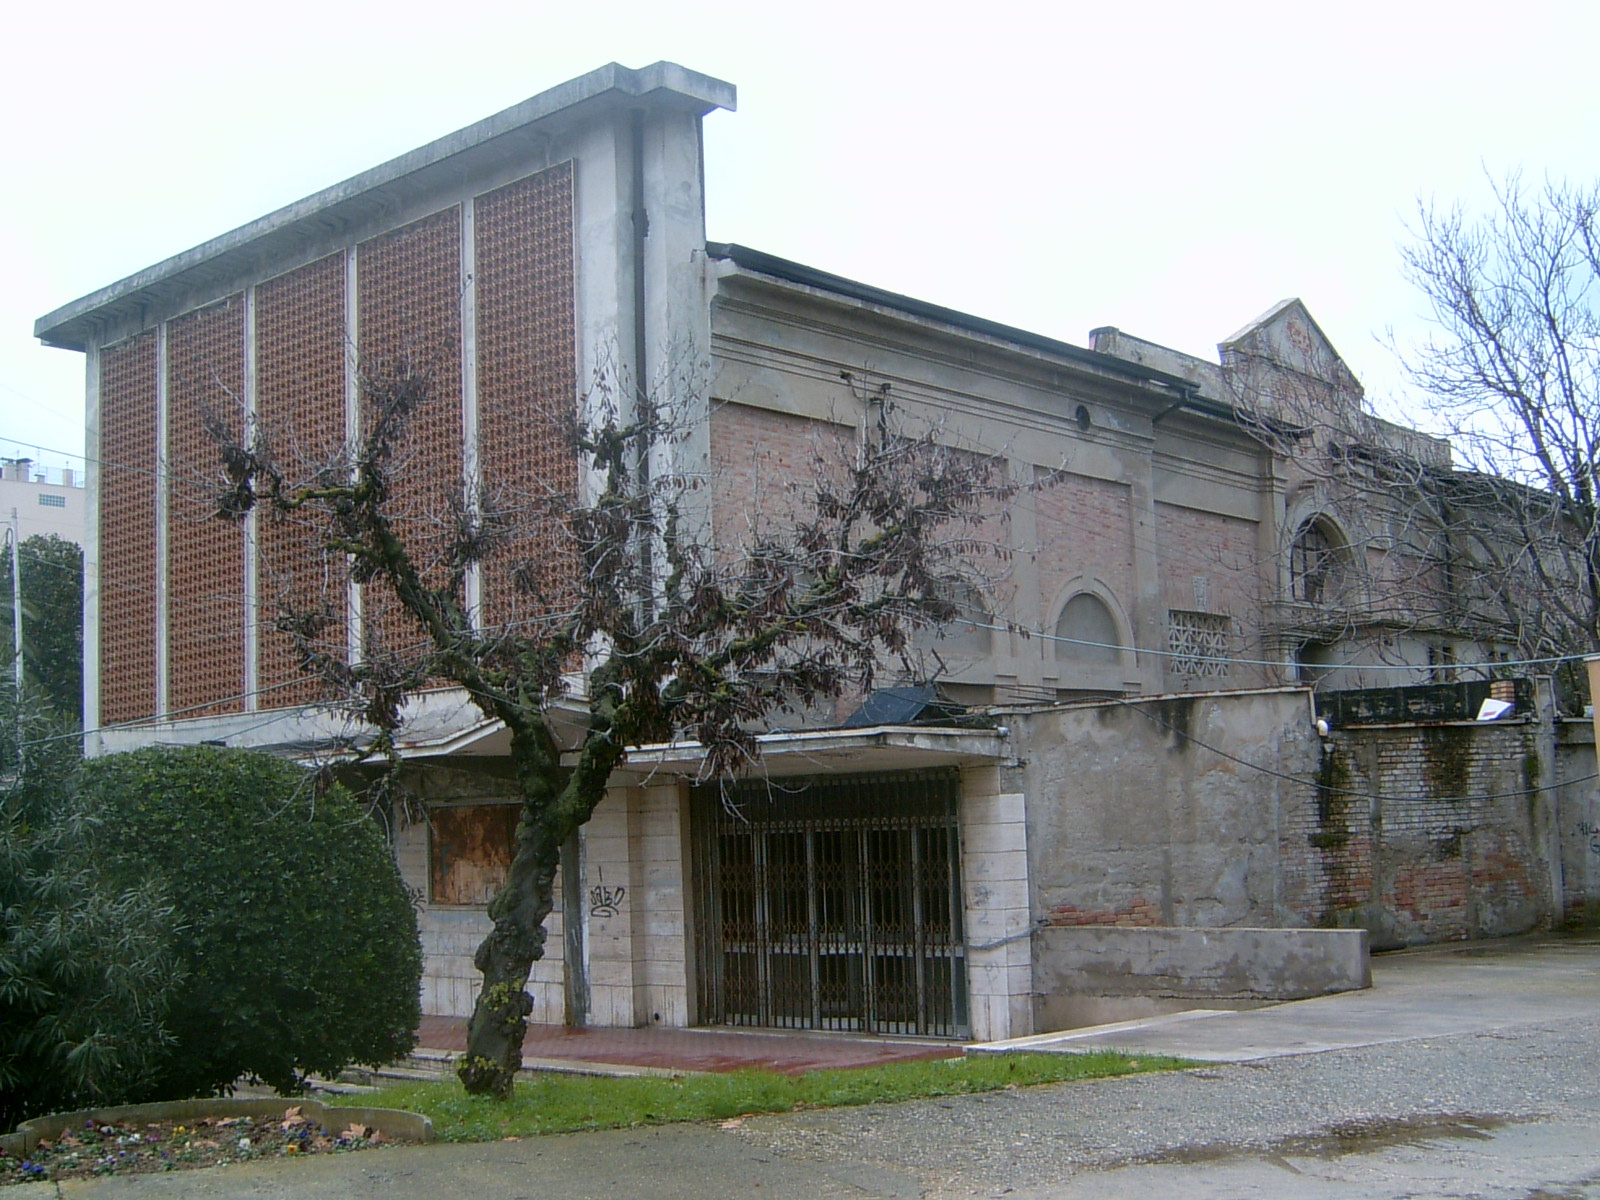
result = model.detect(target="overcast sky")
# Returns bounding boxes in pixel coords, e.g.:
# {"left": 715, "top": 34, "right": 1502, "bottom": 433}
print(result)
{"left": 3, "top": 0, "right": 1596, "bottom": 475}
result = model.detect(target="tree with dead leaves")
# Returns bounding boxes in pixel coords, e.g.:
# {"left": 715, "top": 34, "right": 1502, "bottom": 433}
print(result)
{"left": 214, "top": 364, "right": 1011, "bottom": 1100}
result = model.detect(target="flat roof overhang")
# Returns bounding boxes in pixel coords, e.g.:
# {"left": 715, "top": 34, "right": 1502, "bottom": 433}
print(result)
{"left": 604, "top": 724, "right": 1009, "bottom": 784}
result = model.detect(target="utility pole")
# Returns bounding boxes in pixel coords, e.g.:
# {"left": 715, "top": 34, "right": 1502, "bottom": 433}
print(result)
{"left": 7, "top": 508, "right": 19, "bottom": 695}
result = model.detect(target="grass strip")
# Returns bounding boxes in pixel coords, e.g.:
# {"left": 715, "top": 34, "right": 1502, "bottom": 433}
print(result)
{"left": 332, "top": 1051, "right": 1190, "bottom": 1141}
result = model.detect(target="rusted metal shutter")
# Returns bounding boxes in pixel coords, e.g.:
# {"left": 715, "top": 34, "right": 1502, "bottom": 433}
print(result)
{"left": 691, "top": 770, "right": 967, "bottom": 1038}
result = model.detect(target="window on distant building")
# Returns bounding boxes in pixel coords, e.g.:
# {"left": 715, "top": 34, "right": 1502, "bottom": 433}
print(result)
{"left": 1290, "top": 517, "right": 1348, "bottom": 604}
{"left": 38, "top": 494, "right": 66, "bottom": 508}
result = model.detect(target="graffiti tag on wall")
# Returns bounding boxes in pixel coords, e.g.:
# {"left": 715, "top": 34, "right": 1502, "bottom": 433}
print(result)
{"left": 589, "top": 883, "right": 626, "bottom": 918}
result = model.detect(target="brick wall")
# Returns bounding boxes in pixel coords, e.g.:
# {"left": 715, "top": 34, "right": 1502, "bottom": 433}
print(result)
{"left": 166, "top": 296, "right": 247, "bottom": 716}
{"left": 1153, "top": 502, "right": 1264, "bottom": 688}
{"left": 1283, "top": 722, "right": 1547, "bottom": 946}
{"left": 98, "top": 332, "right": 159, "bottom": 723}
{"left": 255, "top": 252, "right": 349, "bottom": 707}
{"left": 475, "top": 162, "right": 577, "bottom": 634}
{"left": 356, "top": 206, "right": 464, "bottom": 663}
{"left": 1033, "top": 472, "right": 1135, "bottom": 617}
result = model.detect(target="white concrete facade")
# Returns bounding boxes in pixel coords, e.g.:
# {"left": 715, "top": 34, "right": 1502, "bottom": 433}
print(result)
{"left": 0, "top": 461, "right": 85, "bottom": 545}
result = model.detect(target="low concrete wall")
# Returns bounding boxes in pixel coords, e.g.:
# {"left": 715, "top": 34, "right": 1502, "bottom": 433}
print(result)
{"left": 1033, "top": 925, "right": 1369, "bottom": 1033}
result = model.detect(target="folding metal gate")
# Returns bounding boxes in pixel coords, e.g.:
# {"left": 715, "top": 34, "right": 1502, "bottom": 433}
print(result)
{"left": 690, "top": 771, "right": 968, "bottom": 1038}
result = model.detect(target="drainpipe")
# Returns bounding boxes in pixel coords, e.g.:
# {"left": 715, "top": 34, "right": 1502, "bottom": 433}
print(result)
{"left": 8, "top": 508, "right": 20, "bottom": 696}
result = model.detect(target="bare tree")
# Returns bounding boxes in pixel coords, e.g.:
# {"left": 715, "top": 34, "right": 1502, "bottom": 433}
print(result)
{"left": 215, "top": 363, "right": 1012, "bottom": 1100}
{"left": 1395, "top": 173, "right": 1600, "bottom": 679}
{"left": 1187, "top": 180, "right": 1600, "bottom": 695}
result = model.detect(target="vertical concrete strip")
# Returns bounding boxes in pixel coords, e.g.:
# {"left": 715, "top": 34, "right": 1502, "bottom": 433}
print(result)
{"left": 1534, "top": 677, "right": 1564, "bottom": 922}
{"left": 459, "top": 195, "right": 481, "bottom": 625}
{"left": 154, "top": 322, "right": 169, "bottom": 717}
{"left": 344, "top": 248, "right": 362, "bottom": 665}
{"left": 82, "top": 344, "right": 101, "bottom": 749}
{"left": 1587, "top": 656, "right": 1600, "bottom": 755}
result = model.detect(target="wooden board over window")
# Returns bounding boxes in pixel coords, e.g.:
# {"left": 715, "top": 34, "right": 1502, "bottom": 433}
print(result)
{"left": 429, "top": 804, "right": 521, "bottom": 905}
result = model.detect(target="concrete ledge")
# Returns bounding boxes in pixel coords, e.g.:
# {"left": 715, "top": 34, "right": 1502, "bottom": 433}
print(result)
{"left": 1034, "top": 926, "right": 1369, "bottom": 1032}
{"left": 2, "top": 1097, "right": 433, "bottom": 1156}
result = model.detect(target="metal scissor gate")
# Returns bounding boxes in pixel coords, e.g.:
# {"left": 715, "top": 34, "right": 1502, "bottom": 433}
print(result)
{"left": 690, "top": 770, "right": 968, "bottom": 1038}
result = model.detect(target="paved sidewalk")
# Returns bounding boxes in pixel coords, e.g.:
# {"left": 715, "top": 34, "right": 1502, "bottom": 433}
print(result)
{"left": 22, "top": 934, "right": 1600, "bottom": 1198}
{"left": 974, "top": 933, "right": 1600, "bottom": 1061}
{"left": 413, "top": 1016, "right": 962, "bottom": 1075}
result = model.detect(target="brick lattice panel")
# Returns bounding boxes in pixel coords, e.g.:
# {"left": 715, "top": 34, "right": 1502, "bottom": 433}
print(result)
{"left": 98, "top": 332, "right": 160, "bottom": 724}
{"left": 475, "top": 163, "right": 577, "bottom": 637}
{"left": 256, "top": 253, "right": 350, "bottom": 707}
{"left": 166, "top": 297, "right": 248, "bottom": 717}
{"left": 357, "top": 207, "right": 464, "bottom": 665}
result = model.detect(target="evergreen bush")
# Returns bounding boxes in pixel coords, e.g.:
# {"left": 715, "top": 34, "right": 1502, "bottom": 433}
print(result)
{"left": 77, "top": 745, "right": 421, "bottom": 1098}
{"left": 0, "top": 694, "right": 179, "bottom": 1131}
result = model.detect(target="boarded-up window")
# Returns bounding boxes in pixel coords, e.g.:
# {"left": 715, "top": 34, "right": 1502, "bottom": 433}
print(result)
{"left": 429, "top": 805, "right": 520, "bottom": 905}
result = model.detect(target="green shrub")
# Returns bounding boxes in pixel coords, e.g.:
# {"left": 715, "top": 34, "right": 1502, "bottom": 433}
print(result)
{"left": 77, "top": 745, "right": 421, "bottom": 1098}
{"left": 0, "top": 695, "right": 179, "bottom": 1131}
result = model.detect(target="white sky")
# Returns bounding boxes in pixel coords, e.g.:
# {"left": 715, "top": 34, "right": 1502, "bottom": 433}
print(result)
{"left": 3, "top": 0, "right": 1596, "bottom": 475}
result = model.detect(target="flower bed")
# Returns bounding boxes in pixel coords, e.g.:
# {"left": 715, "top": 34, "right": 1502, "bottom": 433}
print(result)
{"left": 1, "top": 1098, "right": 430, "bottom": 1186}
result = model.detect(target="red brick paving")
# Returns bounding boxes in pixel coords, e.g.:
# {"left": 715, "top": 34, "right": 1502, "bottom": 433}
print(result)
{"left": 415, "top": 1016, "right": 963, "bottom": 1075}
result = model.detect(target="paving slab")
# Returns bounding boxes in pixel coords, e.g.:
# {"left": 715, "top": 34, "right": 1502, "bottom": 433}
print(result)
{"left": 414, "top": 1016, "right": 961, "bottom": 1075}
{"left": 973, "top": 934, "right": 1600, "bottom": 1062}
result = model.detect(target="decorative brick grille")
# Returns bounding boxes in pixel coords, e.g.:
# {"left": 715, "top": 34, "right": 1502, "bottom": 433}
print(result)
{"left": 474, "top": 163, "right": 578, "bottom": 638}
{"left": 256, "top": 253, "right": 349, "bottom": 707}
{"left": 167, "top": 297, "right": 247, "bottom": 716}
{"left": 98, "top": 332, "right": 160, "bottom": 724}
{"left": 1167, "top": 609, "right": 1232, "bottom": 677}
{"left": 357, "top": 208, "right": 463, "bottom": 663}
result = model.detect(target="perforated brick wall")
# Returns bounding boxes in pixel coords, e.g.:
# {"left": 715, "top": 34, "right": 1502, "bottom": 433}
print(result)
{"left": 475, "top": 163, "right": 578, "bottom": 637}
{"left": 98, "top": 332, "right": 159, "bottom": 724}
{"left": 256, "top": 253, "right": 349, "bottom": 708}
{"left": 357, "top": 207, "right": 463, "bottom": 663}
{"left": 166, "top": 296, "right": 247, "bottom": 716}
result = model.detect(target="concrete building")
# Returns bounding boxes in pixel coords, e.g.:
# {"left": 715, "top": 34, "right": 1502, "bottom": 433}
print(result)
{"left": 34, "top": 63, "right": 1578, "bottom": 1043}
{"left": 0, "top": 457, "right": 85, "bottom": 545}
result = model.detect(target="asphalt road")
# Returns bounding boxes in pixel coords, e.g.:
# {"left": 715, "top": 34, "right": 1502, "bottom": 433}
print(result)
{"left": 24, "top": 936, "right": 1600, "bottom": 1199}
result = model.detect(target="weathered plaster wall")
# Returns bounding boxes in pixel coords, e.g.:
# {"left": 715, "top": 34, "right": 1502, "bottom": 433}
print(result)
{"left": 1014, "top": 689, "right": 1318, "bottom": 932}
{"left": 1032, "top": 925, "right": 1368, "bottom": 1032}
{"left": 1556, "top": 718, "right": 1600, "bottom": 928}
{"left": 1013, "top": 685, "right": 1563, "bottom": 958}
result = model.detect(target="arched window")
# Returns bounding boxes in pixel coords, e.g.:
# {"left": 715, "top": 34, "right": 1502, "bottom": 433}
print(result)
{"left": 1291, "top": 517, "right": 1346, "bottom": 604}
{"left": 1053, "top": 593, "right": 1122, "bottom": 665}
